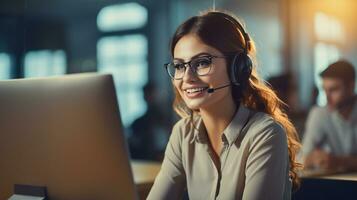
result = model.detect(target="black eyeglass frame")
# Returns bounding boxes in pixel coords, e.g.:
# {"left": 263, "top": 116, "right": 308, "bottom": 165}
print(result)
{"left": 164, "top": 54, "right": 229, "bottom": 80}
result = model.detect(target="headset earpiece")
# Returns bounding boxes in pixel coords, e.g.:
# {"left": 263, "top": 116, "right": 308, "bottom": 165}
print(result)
{"left": 230, "top": 52, "right": 252, "bottom": 86}
{"left": 210, "top": 12, "right": 253, "bottom": 87}
{"left": 208, "top": 12, "right": 253, "bottom": 91}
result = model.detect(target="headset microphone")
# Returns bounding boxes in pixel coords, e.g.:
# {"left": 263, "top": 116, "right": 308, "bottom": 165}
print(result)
{"left": 207, "top": 83, "right": 235, "bottom": 93}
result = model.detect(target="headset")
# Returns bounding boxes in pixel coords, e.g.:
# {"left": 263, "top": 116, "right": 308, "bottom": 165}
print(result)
{"left": 210, "top": 12, "right": 253, "bottom": 88}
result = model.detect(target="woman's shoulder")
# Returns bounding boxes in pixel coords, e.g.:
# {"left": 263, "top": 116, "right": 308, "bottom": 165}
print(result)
{"left": 245, "top": 110, "right": 287, "bottom": 143}
{"left": 249, "top": 111, "right": 283, "bottom": 130}
{"left": 170, "top": 115, "right": 200, "bottom": 142}
{"left": 172, "top": 115, "right": 195, "bottom": 132}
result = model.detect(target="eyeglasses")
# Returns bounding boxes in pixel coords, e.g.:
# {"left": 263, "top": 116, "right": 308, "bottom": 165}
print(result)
{"left": 164, "top": 55, "right": 227, "bottom": 80}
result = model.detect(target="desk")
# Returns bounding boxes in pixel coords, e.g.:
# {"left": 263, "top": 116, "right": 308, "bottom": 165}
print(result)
{"left": 316, "top": 172, "right": 357, "bottom": 181}
{"left": 294, "top": 171, "right": 357, "bottom": 200}
{"left": 300, "top": 168, "right": 357, "bottom": 181}
{"left": 131, "top": 160, "right": 161, "bottom": 200}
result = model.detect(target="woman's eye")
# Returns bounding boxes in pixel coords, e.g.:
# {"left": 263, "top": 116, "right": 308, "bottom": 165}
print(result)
{"left": 194, "top": 59, "right": 211, "bottom": 68}
{"left": 174, "top": 64, "right": 185, "bottom": 70}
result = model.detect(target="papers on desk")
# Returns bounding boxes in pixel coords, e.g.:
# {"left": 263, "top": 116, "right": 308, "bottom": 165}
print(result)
{"left": 8, "top": 194, "right": 45, "bottom": 200}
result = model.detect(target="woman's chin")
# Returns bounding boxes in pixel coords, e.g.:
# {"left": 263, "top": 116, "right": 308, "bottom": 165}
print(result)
{"left": 184, "top": 100, "right": 204, "bottom": 110}
{"left": 186, "top": 104, "right": 201, "bottom": 110}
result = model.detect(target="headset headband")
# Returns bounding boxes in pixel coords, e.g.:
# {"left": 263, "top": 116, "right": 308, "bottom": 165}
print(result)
{"left": 209, "top": 12, "right": 250, "bottom": 54}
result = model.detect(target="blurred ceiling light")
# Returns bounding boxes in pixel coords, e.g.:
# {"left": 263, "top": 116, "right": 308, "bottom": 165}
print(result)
{"left": 97, "top": 3, "right": 148, "bottom": 32}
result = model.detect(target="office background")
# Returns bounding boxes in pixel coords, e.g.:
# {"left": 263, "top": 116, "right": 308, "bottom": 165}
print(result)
{"left": 1, "top": 0, "right": 356, "bottom": 160}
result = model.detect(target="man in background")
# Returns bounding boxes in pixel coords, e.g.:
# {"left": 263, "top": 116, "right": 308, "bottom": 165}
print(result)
{"left": 128, "top": 82, "right": 171, "bottom": 161}
{"left": 302, "top": 60, "right": 357, "bottom": 171}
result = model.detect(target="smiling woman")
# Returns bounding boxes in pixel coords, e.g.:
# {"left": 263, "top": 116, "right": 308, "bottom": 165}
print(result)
{"left": 148, "top": 10, "right": 302, "bottom": 200}
{"left": 173, "top": 39, "right": 233, "bottom": 111}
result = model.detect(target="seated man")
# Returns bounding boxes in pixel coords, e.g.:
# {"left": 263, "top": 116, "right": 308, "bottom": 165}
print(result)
{"left": 301, "top": 60, "right": 357, "bottom": 171}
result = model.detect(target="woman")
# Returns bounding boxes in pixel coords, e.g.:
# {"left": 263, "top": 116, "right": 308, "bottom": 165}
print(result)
{"left": 147, "top": 10, "right": 301, "bottom": 200}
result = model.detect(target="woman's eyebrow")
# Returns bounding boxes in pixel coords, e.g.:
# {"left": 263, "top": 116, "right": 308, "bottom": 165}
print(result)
{"left": 173, "top": 52, "right": 211, "bottom": 62}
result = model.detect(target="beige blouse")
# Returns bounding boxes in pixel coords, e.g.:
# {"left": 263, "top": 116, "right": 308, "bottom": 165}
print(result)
{"left": 147, "top": 105, "right": 291, "bottom": 200}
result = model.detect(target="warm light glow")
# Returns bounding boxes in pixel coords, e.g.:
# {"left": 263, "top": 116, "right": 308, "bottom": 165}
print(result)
{"left": 314, "top": 11, "right": 344, "bottom": 42}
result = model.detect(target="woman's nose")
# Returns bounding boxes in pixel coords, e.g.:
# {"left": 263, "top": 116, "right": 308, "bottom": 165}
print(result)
{"left": 182, "top": 65, "right": 197, "bottom": 82}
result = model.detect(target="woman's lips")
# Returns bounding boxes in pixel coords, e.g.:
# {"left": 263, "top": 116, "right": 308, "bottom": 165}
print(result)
{"left": 184, "top": 87, "right": 208, "bottom": 98}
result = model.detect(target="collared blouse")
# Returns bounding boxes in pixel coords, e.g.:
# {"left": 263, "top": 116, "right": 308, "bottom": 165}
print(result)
{"left": 147, "top": 105, "right": 291, "bottom": 200}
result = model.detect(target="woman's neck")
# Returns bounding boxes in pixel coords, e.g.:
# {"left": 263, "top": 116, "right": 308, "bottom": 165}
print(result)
{"left": 199, "top": 99, "right": 238, "bottom": 139}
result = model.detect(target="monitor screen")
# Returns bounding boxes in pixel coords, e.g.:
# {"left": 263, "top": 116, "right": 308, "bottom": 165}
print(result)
{"left": 0, "top": 73, "right": 137, "bottom": 200}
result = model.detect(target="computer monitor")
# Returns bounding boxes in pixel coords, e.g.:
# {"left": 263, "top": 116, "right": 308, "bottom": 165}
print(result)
{"left": 0, "top": 73, "right": 138, "bottom": 200}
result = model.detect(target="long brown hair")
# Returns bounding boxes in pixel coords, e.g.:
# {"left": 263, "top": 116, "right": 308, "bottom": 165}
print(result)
{"left": 170, "top": 10, "right": 302, "bottom": 190}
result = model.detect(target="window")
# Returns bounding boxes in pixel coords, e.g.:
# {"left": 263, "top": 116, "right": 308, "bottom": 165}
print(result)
{"left": 97, "top": 3, "right": 148, "bottom": 128}
{"left": 24, "top": 50, "right": 66, "bottom": 78}
{"left": 0, "top": 53, "right": 11, "bottom": 80}
{"left": 314, "top": 12, "right": 344, "bottom": 106}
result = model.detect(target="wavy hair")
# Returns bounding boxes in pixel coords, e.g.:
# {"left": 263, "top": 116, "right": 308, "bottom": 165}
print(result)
{"left": 170, "top": 10, "right": 302, "bottom": 190}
